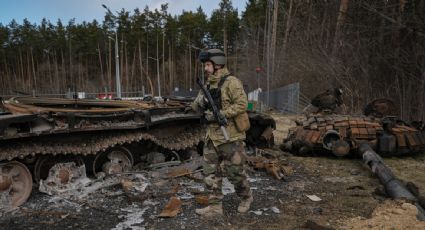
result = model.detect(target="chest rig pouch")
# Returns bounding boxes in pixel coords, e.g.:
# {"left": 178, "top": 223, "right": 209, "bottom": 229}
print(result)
{"left": 204, "top": 75, "right": 230, "bottom": 111}
{"left": 203, "top": 75, "right": 251, "bottom": 133}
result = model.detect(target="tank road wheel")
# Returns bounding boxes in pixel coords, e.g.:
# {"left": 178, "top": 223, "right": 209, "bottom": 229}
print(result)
{"left": 34, "top": 155, "right": 84, "bottom": 183}
{"left": 93, "top": 147, "right": 134, "bottom": 176}
{"left": 0, "top": 161, "right": 33, "bottom": 207}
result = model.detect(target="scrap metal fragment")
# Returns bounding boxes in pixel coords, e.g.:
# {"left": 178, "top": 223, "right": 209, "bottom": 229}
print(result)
{"left": 195, "top": 195, "right": 209, "bottom": 206}
{"left": 120, "top": 176, "right": 149, "bottom": 194}
{"left": 150, "top": 155, "right": 204, "bottom": 179}
{"left": 270, "top": 206, "right": 280, "bottom": 214}
{"left": 121, "top": 178, "right": 134, "bottom": 193}
{"left": 39, "top": 162, "right": 121, "bottom": 200}
{"left": 39, "top": 162, "right": 90, "bottom": 196}
{"left": 166, "top": 168, "right": 192, "bottom": 178}
{"left": 159, "top": 196, "right": 182, "bottom": 218}
{"left": 246, "top": 156, "right": 293, "bottom": 180}
{"left": 306, "top": 194, "right": 322, "bottom": 202}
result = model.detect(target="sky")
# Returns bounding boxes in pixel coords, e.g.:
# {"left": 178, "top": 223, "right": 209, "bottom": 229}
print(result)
{"left": 0, "top": 0, "right": 248, "bottom": 25}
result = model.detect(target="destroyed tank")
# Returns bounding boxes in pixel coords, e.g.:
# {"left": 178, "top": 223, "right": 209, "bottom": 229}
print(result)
{"left": 283, "top": 98, "right": 425, "bottom": 218}
{"left": 282, "top": 99, "right": 425, "bottom": 157}
{"left": 0, "top": 96, "right": 275, "bottom": 208}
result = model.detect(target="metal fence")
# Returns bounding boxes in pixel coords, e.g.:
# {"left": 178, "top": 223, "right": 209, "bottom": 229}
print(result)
{"left": 254, "top": 82, "right": 310, "bottom": 114}
{"left": 0, "top": 90, "right": 150, "bottom": 99}
{"left": 170, "top": 90, "right": 198, "bottom": 98}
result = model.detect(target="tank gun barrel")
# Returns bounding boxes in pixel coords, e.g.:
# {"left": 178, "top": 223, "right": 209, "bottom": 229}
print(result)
{"left": 358, "top": 141, "right": 425, "bottom": 220}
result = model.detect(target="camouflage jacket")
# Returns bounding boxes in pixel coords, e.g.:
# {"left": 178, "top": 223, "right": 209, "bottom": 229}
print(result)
{"left": 192, "top": 68, "right": 248, "bottom": 146}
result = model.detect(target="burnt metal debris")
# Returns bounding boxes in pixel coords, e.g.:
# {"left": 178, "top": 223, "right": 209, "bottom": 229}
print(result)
{"left": 283, "top": 98, "right": 423, "bottom": 157}
{"left": 282, "top": 114, "right": 425, "bottom": 157}
{"left": 303, "top": 88, "right": 346, "bottom": 115}
{"left": 358, "top": 142, "right": 425, "bottom": 220}
{"left": 283, "top": 96, "right": 425, "bottom": 220}
{"left": 0, "top": 96, "right": 276, "bottom": 208}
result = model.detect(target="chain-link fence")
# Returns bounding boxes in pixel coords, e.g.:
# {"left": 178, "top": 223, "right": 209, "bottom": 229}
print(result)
{"left": 249, "top": 82, "right": 311, "bottom": 114}
{"left": 0, "top": 90, "right": 150, "bottom": 100}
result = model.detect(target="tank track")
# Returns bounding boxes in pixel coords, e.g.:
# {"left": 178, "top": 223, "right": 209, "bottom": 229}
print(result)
{"left": 0, "top": 97, "right": 278, "bottom": 208}
{"left": 0, "top": 126, "right": 205, "bottom": 162}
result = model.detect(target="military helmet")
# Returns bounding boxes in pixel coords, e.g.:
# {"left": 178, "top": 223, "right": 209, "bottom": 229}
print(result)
{"left": 198, "top": 49, "right": 226, "bottom": 65}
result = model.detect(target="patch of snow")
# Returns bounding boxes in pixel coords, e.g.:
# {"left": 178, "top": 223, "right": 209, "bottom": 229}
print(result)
{"left": 222, "top": 178, "right": 235, "bottom": 195}
{"left": 112, "top": 205, "right": 149, "bottom": 230}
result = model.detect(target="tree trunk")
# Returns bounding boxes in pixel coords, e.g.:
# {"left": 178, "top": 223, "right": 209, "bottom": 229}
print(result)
{"left": 119, "top": 33, "right": 127, "bottom": 96}
{"left": 270, "top": 0, "right": 279, "bottom": 83}
{"left": 47, "top": 52, "right": 52, "bottom": 93}
{"left": 98, "top": 43, "right": 105, "bottom": 90}
{"left": 138, "top": 39, "right": 145, "bottom": 94}
{"left": 162, "top": 32, "right": 165, "bottom": 94}
{"left": 78, "top": 54, "right": 82, "bottom": 92}
{"left": 26, "top": 50, "right": 31, "bottom": 92}
{"left": 61, "top": 50, "right": 66, "bottom": 92}
{"left": 168, "top": 39, "right": 172, "bottom": 93}
{"left": 185, "top": 48, "right": 188, "bottom": 89}
{"left": 131, "top": 46, "right": 137, "bottom": 92}
{"left": 3, "top": 57, "right": 9, "bottom": 94}
{"left": 223, "top": 11, "right": 227, "bottom": 57}
{"left": 146, "top": 34, "right": 149, "bottom": 86}
{"left": 108, "top": 39, "right": 112, "bottom": 92}
{"left": 262, "top": 6, "right": 269, "bottom": 77}
{"left": 420, "top": 71, "right": 425, "bottom": 120}
{"left": 54, "top": 51, "right": 60, "bottom": 92}
{"left": 282, "top": 0, "right": 293, "bottom": 52}
{"left": 19, "top": 49, "right": 24, "bottom": 92}
{"left": 188, "top": 35, "right": 192, "bottom": 90}
{"left": 265, "top": 1, "right": 272, "bottom": 105}
{"left": 125, "top": 39, "right": 129, "bottom": 94}
{"left": 332, "top": 0, "right": 350, "bottom": 56}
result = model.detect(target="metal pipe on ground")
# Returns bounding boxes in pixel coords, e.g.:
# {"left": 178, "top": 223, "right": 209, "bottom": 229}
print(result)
{"left": 357, "top": 141, "right": 425, "bottom": 221}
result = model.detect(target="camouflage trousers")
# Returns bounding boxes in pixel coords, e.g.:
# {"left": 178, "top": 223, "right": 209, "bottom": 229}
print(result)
{"left": 202, "top": 140, "right": 251, "bottom": 203}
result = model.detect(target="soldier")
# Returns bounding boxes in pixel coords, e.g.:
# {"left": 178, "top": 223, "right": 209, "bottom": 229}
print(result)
{"left": 191, "top": 49, "right": 253, "bottom": 217}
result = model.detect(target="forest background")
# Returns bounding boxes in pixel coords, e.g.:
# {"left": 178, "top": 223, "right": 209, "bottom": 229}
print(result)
{"left": 0, "top": 0, "right": 424, "bottom": 120}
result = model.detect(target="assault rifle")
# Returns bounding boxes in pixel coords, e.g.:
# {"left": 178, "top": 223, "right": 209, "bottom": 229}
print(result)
{"left": 196, "top": 77, "right": 229, "bottom": 141}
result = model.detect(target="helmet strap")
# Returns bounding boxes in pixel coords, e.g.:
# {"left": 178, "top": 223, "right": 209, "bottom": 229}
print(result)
{"left": 212, "top": 64, "right": 222, "bottom": 75}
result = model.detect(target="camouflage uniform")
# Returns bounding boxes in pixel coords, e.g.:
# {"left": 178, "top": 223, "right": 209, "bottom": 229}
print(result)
{"left": 192, "top": 67, "right": 251, "bottom": 202}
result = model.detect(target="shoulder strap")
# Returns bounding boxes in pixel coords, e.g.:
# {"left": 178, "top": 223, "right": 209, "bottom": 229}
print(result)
{"left": 218, "top": 74, "right": 231, "bottom": 89}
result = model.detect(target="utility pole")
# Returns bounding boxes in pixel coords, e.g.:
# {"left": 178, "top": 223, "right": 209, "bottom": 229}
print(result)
{"left": 108, "top": 34, "right": 121, "bottom": 99}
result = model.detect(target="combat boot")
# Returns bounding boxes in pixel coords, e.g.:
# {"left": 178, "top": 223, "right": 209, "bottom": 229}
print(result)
{"left": 195, "top": 203, "right": 223, "bottom": 217}
{"left": 237, "top": 193, "right": 253, "bottom": 213}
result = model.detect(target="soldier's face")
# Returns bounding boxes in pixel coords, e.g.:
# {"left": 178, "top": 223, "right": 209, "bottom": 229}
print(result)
{"left": 204, "top": 61, "right": 214, "bottom": 75}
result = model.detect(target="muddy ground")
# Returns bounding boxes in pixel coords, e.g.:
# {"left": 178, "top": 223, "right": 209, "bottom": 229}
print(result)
{"left": 1, "top": 113, "right": 425, "bottom": 230}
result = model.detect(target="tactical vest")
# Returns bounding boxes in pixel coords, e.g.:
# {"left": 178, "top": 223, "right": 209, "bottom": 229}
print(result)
{"left": 205, "top": 74, "right": 230, "bottom": 110}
